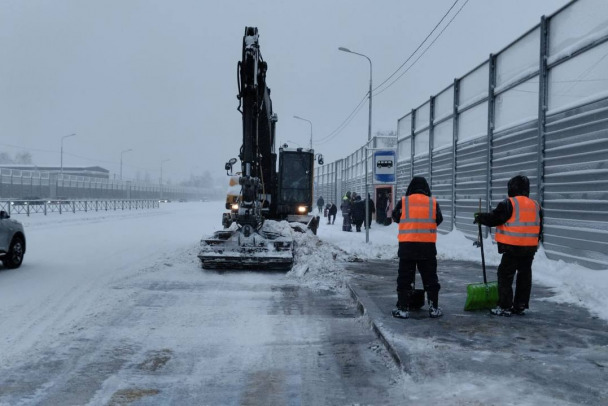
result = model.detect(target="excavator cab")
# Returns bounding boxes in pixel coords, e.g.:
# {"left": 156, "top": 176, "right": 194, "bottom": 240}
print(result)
{"left": 276, "top": 147, "right": 315, "bottom": 219}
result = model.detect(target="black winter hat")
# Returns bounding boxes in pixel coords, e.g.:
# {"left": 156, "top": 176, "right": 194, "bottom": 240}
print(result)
{"left": 405, "top": 176, "right": 431, "bottom": 196}
{"left": 508, "top": 175, "right": 530, "bottom": 197}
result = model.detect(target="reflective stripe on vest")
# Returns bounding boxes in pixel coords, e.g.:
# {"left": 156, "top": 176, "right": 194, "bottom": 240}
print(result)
{"left": 496, "top": 196, "right": 540, "bottom": 246}
{"left": 398, "top": 194, "right": 437, "bottom": 243}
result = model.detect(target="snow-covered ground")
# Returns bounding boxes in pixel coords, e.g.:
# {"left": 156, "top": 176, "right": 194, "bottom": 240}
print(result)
{"left": 1, "top": 200, "right": 606, "bottom": 405}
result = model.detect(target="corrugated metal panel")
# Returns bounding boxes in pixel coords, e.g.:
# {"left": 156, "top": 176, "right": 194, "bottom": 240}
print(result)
{"left": 431, "top": 146, "right": 454, "bottom": 233}
{"left": 491, "top": 120, "right": 539, "bottom": 203}
{"left": 455, "top": 137, "right": 488, "bottom": 237}
{"left": 412, "top": 155, "right": 429, "bottom": 179}
{"left": 544, "top": 98, "right": 608, "bottom": 269}
{"left": 396, "top": 160, "right": 411, "bottom": 199}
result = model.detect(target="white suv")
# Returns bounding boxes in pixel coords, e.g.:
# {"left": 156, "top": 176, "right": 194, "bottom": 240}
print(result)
{"left": 0, "top": 210, "right": 26, "bottom": 269}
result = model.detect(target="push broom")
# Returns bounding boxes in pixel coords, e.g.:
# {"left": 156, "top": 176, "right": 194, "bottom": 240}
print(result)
{"left": 464, "top": 200, "right": 499, "bottom": 311}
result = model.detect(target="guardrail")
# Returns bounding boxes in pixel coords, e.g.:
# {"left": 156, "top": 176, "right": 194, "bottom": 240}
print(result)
{"left": 0, "top": 199, "right": 160, "bottom": 216}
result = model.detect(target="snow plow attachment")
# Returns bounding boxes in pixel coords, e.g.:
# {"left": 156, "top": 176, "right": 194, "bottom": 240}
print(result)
{"left": 198, "top": 221, "right": 294, "bottom": 271}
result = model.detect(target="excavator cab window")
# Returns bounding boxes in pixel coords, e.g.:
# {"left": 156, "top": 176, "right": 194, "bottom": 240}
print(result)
{"left": 278, "top": 151, "right": 314, "bottom": 208}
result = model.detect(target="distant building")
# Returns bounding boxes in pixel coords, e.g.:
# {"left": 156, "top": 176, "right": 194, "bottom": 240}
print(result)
{"left": 0, "top": 165, "right": 110, "bottom": 179}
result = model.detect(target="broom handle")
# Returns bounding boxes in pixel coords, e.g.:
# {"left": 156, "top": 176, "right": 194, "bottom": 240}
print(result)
{"left": 478, "top": 198, "right": 488, "bottom": 284}
{"left": 478, "top": 217, "right": 488, "bottom": 285}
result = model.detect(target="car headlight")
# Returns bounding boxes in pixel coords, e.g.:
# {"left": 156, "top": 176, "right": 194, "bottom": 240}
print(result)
{"left": 297, "top": 205, "right": 307, "bottom": 214}
{"left": 231, "top": 203, "right": 239, "bottom": 211}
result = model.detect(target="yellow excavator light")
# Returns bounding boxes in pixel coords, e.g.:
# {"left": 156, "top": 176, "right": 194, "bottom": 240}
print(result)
{"left": 297, "top": 205, "right": 307, "bottom": 214}
{"left": 231, "top": 203, "right": 239, "bottom": 211}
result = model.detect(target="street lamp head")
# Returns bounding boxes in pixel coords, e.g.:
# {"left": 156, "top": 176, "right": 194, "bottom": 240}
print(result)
{"left": 338, "top": 47, "right": 351, "bottom": 53}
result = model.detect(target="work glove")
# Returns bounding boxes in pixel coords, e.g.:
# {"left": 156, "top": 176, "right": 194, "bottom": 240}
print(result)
{"left": 473, "top": 212, "right": 482, "bottom": 224}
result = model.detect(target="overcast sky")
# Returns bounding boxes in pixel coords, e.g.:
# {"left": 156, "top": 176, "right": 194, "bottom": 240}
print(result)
{"left": 0, "top": 0, "right": 571, "bottom": 184}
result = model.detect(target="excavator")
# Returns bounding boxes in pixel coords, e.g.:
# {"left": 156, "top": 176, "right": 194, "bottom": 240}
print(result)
{"left": 198, "top": 27, "right": 322, "bottom": 270}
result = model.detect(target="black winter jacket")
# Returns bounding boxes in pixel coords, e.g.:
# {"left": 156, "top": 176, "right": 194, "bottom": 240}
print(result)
{"left": 352, "top": 199, "right": 366, "bottom": 222}
{"left": 476, "top": 198, "right": 543, "bottom": 257}
{"left": 328, "top": 203, "right": 337, "bottom": 216}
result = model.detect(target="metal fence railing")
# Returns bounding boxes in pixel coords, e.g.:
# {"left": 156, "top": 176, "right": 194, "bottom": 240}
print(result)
{"left": 0, "top": 199, "right": 160, "bottom": 217}
{"left": 0, "top": 169, "right": 210, "bottom": 202}
{"left": 314, "top": 0, "right": 608, "bottom": 269}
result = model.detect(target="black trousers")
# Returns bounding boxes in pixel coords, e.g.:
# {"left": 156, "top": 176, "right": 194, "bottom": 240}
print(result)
{"left": 497, "top": 252, "right": 534, "bottom": 310}
{"left": 353, "top": 218, "right": 364, "bottom": 231}
{"left": 397, "top": 257, "right": 441, "bottom": 308}
{"left": 327, "top": 214, "right": 335, "bottom": 224}
{"left": 342, "top": 215, "right": 352, "bottom": 231}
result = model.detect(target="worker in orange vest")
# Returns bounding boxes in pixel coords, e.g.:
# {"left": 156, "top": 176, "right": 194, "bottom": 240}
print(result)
{"left": 474, "top": 175, "right": 543, "bottom": 317}
{"left": 391, "top": 177, "right": 443, "bottom": 319}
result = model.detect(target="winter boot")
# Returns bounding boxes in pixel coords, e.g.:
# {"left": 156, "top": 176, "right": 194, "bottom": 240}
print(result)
{"left": 392, "top": 307, "right": 410, "bottom": 319}
{"left": 428, "top": 302, "right": 443, "bottom": 318}
{"left": 393, "top": 292, "right": 410, "bottom": 319}
{"left": 490, "top": 307, "right": 512, "bottom": 317}
{"left": 511, "top": 306, "right": 526, "bottom": 316}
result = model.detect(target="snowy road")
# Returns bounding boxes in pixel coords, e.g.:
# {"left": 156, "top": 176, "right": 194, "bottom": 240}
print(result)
{"left": 0, "top": 203, "right": 405, "bottom": 405}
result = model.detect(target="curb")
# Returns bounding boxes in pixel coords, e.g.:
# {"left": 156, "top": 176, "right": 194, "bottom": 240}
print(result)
{"left": 346, "top": 282, "right": 405, "bottom": 372}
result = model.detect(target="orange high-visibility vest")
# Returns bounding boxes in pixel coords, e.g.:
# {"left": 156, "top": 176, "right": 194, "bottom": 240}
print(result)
{"left": 496, "top": 196, "right": 540, "bottom": 246}
{"left": 398, "top": 194, "right": 437, "bottom": 243}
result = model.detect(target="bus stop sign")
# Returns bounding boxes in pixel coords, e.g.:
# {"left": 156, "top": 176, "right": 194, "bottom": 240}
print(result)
{"left": 373, "top": 150, "right": 396, "bottom": 183}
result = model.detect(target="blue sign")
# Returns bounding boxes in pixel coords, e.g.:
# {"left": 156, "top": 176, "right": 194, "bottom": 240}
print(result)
{"left": 373, "top": 150, "right": 396, "bottom": 183}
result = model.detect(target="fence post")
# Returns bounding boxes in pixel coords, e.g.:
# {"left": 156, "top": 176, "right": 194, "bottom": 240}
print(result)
{"left": 72, "top": 201, "right": 75, "bottom": 213}
{"left": 452, "top": 78, "right": 460, "bottom": 231}
{"left": 429, "top": 96, "right": 435, "bottom": 188}
{"left": 44, "top": 202, "right": 47, "bottom": 216}
{"left": 410, "top": 109, "right": 416, "bottom": 179}
{"left": 85, "top": 201, "right": 87, "bottom": 212}
{"left": 538, "top": 15, "right": 549, "bottom": 217}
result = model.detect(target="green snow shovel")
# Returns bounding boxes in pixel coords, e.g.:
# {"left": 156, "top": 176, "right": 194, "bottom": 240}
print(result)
{"left": 464, "top": 218, "right": 499, "bottom": 311}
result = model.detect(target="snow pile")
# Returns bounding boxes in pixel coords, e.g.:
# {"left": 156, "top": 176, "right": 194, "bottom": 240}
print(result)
{"left": 532, "top": 249, "right": 608, "bottom": 320}
{"left": 289, "top": 229, "right": 352, "bottom": 292}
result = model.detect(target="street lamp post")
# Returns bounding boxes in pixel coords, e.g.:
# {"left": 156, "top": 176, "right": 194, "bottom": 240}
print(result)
{"left": 120, "top": 149, "right": 133, "bottom": 180}
{"left": 293, "top": 115, "right": 313, "bottom": 149}
{"left": 60, "top": 133, "right": 76, "bottom": 178}
{"left": 160, "top": 159, "right": 170, "bottom": 199}
{"left": 339, "top": 46, "right": 373, "bottom": 242}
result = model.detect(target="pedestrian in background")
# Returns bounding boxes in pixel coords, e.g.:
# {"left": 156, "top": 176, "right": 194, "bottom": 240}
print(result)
{"left": 352, "top": 195, "right": 365, "bottom": 232}
{"left": 376, "top": 192, "right": 387, "bottom": 224}
{"left": 384, "top": 193, "right": 393, "bottom": 225}
{"left": 317, "top": 196, "right": 325, "bottom": 214}
{"left": 366, "top": 193, "right": 376, "bottom": 229}
{"left": 327, "top": 202, "right": 337, "bottom": 225}
{"left": 341, "top": 192, "right": 352, "bottom": 232}
{"left": 474, "top": 175, "right": 542, "bottom": 317}
{"left": 391, "top": 177, "right": 443, "bottom": 319}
